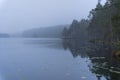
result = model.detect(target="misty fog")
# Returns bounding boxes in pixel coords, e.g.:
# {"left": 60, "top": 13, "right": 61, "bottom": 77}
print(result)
{"left": 0, "top": 0, "right": 120, "bottom": 80}
{"left": 0, "top": 0, "right": 106, "bottom": 33}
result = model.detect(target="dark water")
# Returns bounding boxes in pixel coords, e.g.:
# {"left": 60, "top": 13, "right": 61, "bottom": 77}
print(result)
{"left": 0, "top": 38, "right": 120, "bottom": 80}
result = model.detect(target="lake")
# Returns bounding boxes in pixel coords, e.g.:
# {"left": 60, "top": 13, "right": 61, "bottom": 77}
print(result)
{"left": 0, "top": 38, "right": 120, "bottom": 80}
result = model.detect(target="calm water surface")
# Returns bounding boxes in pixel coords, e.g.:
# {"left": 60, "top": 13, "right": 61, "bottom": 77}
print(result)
{"left": 0, "top": 38, "right": 119, "bottom": 80}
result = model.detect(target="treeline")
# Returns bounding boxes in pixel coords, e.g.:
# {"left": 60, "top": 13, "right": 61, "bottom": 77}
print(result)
{"left": 22, "top": 25, "right": 69, "bottom": 38}
{"left": 0, "top": 33, "right": 10, "bottom": 38}
{"left": 62, "top": 19, "right": 89, "bottom": 40}
{"left": 88, "top": 0, "right": 120, "bottom": 44}
{"left": 63, "top": 0, "right": 120, "bottom": 45}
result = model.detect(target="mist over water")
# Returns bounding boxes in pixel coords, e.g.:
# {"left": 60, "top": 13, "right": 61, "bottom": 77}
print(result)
{"left": 1, "top": 0, "right": 120, "bottom": 80}
{"left": 0, "top": 38, "right": 119, "bottom": 80}
{"left": 0, "top": 0, "right": 100, "bottom": 33}
{"left": 0, "top": 38, "right": 105, "bottom": 80}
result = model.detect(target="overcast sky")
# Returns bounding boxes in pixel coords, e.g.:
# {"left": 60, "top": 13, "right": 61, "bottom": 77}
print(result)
{"left": 0, "top": 0, "right": 106, "bottom": 33}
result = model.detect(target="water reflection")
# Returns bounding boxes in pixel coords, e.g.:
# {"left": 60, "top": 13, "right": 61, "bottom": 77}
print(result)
{"left": 62, "top": 39, "right": 88, "bottom": 58}
{"left": 24, "top": 38, "right": 63, "bottom": 49}
{"left": 62, "top": 39, "right": 120, "bottom": 80}
{"left": 0, "top": 38, "right": 120, "bottom": 80}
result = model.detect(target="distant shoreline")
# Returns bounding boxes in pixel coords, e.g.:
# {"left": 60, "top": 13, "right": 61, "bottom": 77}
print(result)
{"left": 0, "top": 33, "right": 10, "bottom": 38}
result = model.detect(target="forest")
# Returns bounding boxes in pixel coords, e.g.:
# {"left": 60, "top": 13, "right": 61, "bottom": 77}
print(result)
{"left": 62, "top": 0, "right": 120, "bottom": 48}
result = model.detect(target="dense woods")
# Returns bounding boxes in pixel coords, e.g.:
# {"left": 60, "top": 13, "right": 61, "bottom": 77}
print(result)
{"left": 62, "top": 19, "right": 89, "bottom": 40}
{"left": 88, "top": 0, "right": 120, "bottom": 44}
{"left": 62, "top": 0, "right": 120, "bottom": 46}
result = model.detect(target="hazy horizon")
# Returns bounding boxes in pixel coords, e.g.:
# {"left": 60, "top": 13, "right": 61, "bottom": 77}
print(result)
{"left": 0, "top": 0, "right": 106, "bottom": 33}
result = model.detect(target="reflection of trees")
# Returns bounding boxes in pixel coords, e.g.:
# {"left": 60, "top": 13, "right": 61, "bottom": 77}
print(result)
{"left": 62, "top": 39, "right": 88, "bottom": 58}
{"left": 88, "top": 44, "right": 120, "bottom": 80}
{"left": 62, "top": 39, "right": 120, "bottom": 80}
